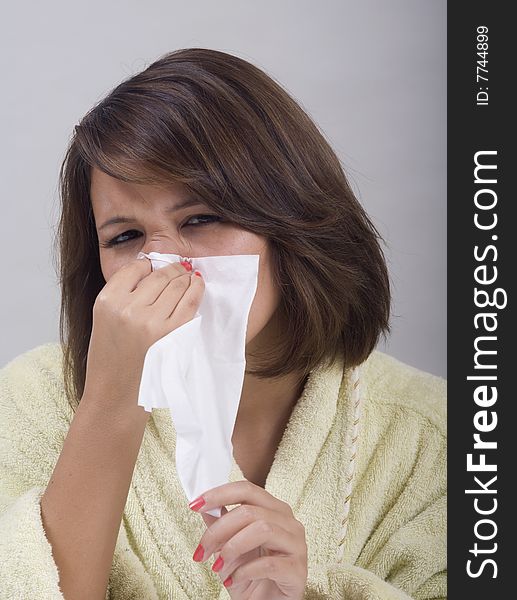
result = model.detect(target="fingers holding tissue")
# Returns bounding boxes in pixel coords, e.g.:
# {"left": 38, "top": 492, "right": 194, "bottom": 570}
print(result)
{"left": 189, "top": 481, "right": 308, "bottom": 599}
{"left": 84, "top": 253, "right": 202, "bottom": 411}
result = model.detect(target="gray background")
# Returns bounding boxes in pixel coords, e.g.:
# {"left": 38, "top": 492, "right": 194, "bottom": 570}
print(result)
{"left": 0, "top": 0, "right": 446, "bottom": 377}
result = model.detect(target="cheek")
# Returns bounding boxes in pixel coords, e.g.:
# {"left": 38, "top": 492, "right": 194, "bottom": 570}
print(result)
{"left": 99, "top": 254, "right": 125, "bottom": 282}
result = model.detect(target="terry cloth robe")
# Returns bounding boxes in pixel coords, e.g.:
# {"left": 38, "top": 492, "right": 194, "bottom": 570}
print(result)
{"left": 0, "top": 342, "right": 446, "bottom": 599}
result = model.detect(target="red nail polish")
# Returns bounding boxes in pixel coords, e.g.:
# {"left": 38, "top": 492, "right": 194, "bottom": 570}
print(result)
{"left": 194, "top": 270, "right": 202, "bottom": 277}
{"left": 212, "top": 555, "right": 224, "bottom": 572}
{"left": 223, "top": 576, "right": 232, "bottom": 588}
{"left": 189, "top": 496, "right": 206, "bottom": 511}
{"left": 180, "top": 260, "right": 193, "bottom": 272}
{"left": 192, "top": 543, "right": 204, "bottom": 562}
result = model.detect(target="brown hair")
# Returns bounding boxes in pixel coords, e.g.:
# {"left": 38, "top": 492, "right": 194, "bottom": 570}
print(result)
{"left": 53, "top": 47, "right": 391, "bottom": 411}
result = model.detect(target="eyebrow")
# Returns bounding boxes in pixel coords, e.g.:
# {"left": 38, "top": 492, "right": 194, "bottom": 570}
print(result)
{"left": 97, "top": 198, "right": 205, "bottom": 232}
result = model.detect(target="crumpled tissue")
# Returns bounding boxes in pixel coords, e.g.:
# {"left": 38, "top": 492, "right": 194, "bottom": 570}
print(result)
{"left": 135, "top": 251, "right": 260, "bottom": 517}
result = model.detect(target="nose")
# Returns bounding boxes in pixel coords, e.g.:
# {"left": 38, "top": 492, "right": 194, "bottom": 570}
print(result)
{"left": 140, "top": 239, "right": 193, "bottom": 259}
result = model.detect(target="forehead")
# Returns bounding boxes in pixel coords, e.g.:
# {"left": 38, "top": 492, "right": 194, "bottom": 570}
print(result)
{"left": 90, "top": 167, "right": 186, "bottom": 213}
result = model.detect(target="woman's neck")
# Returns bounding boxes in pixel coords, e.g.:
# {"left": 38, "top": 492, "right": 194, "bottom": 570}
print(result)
{"left": 231, "top": 308, "right": 308, "bottom": 485}
{"left": 231, "top": 370, "right": 307, "bottom": 487}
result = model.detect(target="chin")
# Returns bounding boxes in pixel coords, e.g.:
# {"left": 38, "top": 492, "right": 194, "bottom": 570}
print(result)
{"left": 245, "top": 309, "right": 279, "bottom": 351}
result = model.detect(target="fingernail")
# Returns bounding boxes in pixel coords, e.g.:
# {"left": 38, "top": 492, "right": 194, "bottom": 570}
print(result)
{"left": 189, "top": 496, "right": 206, "bottom": 511}
{"left": 180, "top": 260, "right": 193, "bottom": 272}
{"left": 212, "top": 555, "right": 224, "bottom": 572}
{"left": 194, "top": 270, "right": 202, "bottom": 277}
{"left": 223, "top": 576, "right": 232, "bottom": 588}
{"left": 192, "top": 543, "right": 204, "bottom": 562}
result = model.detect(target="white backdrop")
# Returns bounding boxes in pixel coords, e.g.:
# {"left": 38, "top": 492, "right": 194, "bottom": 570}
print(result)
{"left": 0, "top": 0, "right": 446, "bottom": 377}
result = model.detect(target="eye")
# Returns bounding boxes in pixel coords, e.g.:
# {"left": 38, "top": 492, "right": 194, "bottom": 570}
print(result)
{"left": 184, "top": 214, "right": 223, "bottom": 227}
{"left": 101, "top": 230, "right": 142, "bottom": 248}
{"left": 100, "top": 214, "right": 223, "bottom": 248}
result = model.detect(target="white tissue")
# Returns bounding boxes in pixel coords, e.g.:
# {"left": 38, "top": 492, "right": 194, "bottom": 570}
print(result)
{"left": 135, "top": 251, "right": 260, "bottom": 517}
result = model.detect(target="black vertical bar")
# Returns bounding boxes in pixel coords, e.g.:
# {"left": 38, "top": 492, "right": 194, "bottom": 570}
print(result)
{"left": 448, "top": 2, "right": 514, "bottom": 597}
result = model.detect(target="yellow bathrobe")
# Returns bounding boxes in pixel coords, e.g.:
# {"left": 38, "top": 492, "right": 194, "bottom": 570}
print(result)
{"left": 0, "top": 343, "right": 446, "bottom": 599}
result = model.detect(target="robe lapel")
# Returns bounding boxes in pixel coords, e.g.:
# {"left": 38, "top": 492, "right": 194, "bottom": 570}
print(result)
{"left": 228, "top": 353, "right": 346, "bottom": 512}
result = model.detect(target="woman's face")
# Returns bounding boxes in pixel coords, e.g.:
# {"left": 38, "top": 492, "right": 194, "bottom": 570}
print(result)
{"left": 90, "top": 167, "right": 282, "bottom": 350}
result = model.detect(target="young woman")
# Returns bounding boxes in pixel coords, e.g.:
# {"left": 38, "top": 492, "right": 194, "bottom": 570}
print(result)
{"left": 0, "top": 48, "right": 446, "bottom": 599}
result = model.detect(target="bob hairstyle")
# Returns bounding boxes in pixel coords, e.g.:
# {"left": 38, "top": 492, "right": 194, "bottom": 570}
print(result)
{"left": 54, "top": 47, "right": 391, "bottom": 411}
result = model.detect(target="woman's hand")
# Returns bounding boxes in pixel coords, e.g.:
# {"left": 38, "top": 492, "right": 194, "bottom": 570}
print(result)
{"left": 83, "top": 257, "right": 204, "bottom": 412}
{"left": 190, "top": 481, "right": 308, "bottom": 599}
